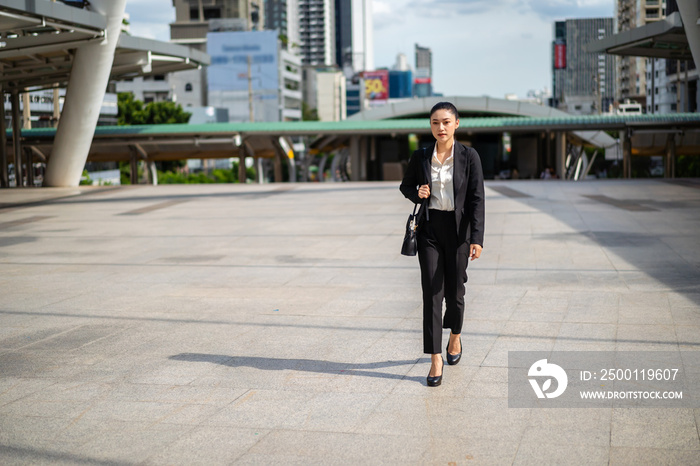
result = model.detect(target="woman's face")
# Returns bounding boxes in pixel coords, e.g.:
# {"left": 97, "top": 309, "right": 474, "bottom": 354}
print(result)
{"left": 430, "top": 109, "right": 459, "bottom": 145}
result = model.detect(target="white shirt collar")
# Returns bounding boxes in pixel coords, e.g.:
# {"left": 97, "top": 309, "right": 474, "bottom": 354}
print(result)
{"left": 432, "top": 142, "right": 455, "bottom": 165}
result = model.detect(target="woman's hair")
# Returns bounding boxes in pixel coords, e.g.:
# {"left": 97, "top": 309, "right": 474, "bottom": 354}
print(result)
{"left": 430, "top": 101, "right": 460, "bottom": 119}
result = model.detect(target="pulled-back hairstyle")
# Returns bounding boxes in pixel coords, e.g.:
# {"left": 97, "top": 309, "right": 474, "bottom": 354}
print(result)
{"left": 430, "top": 101, "right": 459, "bottom": 119}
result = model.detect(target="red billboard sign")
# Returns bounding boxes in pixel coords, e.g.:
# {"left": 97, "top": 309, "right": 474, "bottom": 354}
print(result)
{"left": 414, "top": 77, "right": 432, "bottom": 84}
{"left": 554, "top": 43, "right": 566, "bottom": 69}
{"left": 364, "top": 70, "right": 389, "bottom": 104}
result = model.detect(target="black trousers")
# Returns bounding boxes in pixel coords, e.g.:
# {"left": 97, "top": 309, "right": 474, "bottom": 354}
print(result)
{"left": 417, "top": 209, "right": 469, "bottom": 354}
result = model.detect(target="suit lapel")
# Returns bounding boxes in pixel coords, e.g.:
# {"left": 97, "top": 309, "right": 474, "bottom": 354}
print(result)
{"left": 422, "top": 144, "right": 434, "bottom": 188}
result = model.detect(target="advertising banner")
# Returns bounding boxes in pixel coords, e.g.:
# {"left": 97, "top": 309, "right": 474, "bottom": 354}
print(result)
{"left": 364, "top": 70, "right": 389, "bottom": 105}
{"left": 554, "top": 43, "right": 566, "bottom": 69}
{"left": 207, "top": 30, "right": 279, "bottom": 92}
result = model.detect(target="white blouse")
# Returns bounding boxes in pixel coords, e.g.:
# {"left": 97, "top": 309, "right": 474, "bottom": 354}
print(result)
{"left": 428, "top": 143, "right": 455, "bottom": 211}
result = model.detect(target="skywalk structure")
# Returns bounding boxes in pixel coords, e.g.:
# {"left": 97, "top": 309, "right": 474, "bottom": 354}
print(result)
{"left": 0, "top": 0, "right": 208, "bottom": 188}
{"left": 587, "top": 0, "right": 700, "bottom": 177}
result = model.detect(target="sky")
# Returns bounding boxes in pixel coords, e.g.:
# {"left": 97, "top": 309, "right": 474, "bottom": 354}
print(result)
{"left": 125, "top": 0, "right": 614, "bottom": 99}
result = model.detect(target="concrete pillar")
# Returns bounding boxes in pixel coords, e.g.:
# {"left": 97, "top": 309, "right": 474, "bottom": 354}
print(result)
{"left": 146, "top": 160, "right": 158, "bottom": 186}
{"left": 44, "top": 0, "right": 127, "bottom": 187}
{"left": 554, "top": 132, "right": 566, "bottom": 180}
{"left": 349, "top": 136, "right": 360, "bottom": 181}
{"left": 23, "top": 147, "right": 34, "bottom": 187}
{"left": 273, "top": 154, "right": 283, "bottom": 183}
{"left": 11, "top": 91, "right": 23, "bottom": 187}
{"left": 129, "top": 150, "right": 139, "bottom": 185}
{"left": 256, "top": 157, "right": 264, "bottom": 183}
{"left": 318, "top": 154, "right": 328, "bottom": 182}
{"left": 22, "top": 92, "right": 31, "bottom": 129}
{"left": 359, "top": 137, "right": 368, "bottom": 181}
{"left": 677, "top": 1, "right": 700, "bottom": 71}
{"left": 0, "top": 86, "right": 8, "bottom": 188}
{"left": 282, "top": 137, "right": 297, "bottom": 183}
{"left": 665, "top": 134, "right": 676, "bottom": 179}
{"left": 238, "top": 155, "right": 247, "bottom": 183}
{"left": 622, "top": 130, "right": 632, "bottom": 179}
{"left": 52, "top": 87, "right": 60, "bottom": 128}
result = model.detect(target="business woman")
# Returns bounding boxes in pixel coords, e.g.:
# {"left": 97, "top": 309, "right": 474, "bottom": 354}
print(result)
{"left": 400, "top": 102, "right": 485, "bottom": 387}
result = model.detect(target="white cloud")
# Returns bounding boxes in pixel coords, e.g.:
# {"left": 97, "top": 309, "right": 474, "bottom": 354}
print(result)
{"left": 124, "top": 0, "right": 173, "bottom": 41}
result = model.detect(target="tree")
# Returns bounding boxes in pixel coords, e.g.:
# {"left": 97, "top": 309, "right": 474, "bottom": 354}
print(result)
{"left": 117, "top": 93, "right": 192, "bottom": 181}
{"left": 117, "top": 92, "right": 191, "bottom": 126}
{"left": 302, "top": 101, "right": 319, "bottom": 121}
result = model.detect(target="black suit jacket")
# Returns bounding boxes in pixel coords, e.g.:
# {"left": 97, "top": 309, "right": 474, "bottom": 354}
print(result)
{"left": 399, "top": 141, "right": 485, "bottom": 247}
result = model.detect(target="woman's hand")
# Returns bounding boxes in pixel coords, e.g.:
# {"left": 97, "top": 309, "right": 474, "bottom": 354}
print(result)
{"left": 469, "top": 244, "right": 482, "bottom": 261}
{"left": 418, "top": 184, "right": 430, "bottom": 199}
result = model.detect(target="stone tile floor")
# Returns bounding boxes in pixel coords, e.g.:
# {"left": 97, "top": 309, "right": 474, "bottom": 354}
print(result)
{"left": 0, "top": 179, "right": 699, "bottom": 464}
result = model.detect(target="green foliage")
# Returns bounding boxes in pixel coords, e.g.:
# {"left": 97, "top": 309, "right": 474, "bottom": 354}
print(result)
{"left": 79, "top": 169, "right": 92, "bottom": 185}
{"left": 118, "top": 161, "right": 140, "bottom": 185}
{"left": 302, "top": 101, "right": 319, "bottom": 121}
{"left": 676, "top": 155, "right": 700, "bottom": 178}
{"left": 157, "top": 164, "right": 255, "bottom": 184}
{"left": 117, "top": 92, "right": 191, "bottom": 126}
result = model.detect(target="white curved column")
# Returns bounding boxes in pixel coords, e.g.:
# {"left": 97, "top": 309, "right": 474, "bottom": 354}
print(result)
{"left": 44, "top": 0, "right": 126, "bottom": 187}
{"left": 677, "top": 1, "right": 700, "bottom": 75}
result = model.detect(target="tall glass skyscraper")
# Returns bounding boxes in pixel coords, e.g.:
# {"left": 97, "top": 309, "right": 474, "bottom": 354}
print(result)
{"left": 550, "top": 18, "right": 615, "bottom": 114}
{"left": 334, "top": 0, "right": 373, "bottom": 75}
{"left": 298, "top": 0, "right": 336, "bottom": 66}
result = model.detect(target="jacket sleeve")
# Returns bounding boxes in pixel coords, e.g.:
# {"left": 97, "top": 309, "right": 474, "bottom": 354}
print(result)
{"left": 399, "top": 150, "right": 423, "bottom": 204}
{"left": 467, "top": 148, "right": 485, "bottom": 247}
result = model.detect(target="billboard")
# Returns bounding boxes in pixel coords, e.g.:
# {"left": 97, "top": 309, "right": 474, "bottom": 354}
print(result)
{"left": 364, "top": 70, "right": 389, "bottom": 105}
{"left": 207, "top": 30, "right": 279, "bottom": 92}
{"left": 554, "top": 42, "right": 566, "bottom": 69}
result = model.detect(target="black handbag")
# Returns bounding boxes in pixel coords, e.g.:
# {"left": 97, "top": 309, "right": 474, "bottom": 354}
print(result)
{"left": 401, "top": 203, "right": 421, "bottom": 256}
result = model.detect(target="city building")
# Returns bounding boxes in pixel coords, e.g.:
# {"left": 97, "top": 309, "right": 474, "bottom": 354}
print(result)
{"left": 298, "top": 0, "right": 336, "bottom": 66}
{"left": 116, "top": 76, "right": 172, "bottom": 104}
{"left": 265, "top": 0, "right": 300, "bottom": 50}
{"left": 334, "top": 0, "right": 373, "bottom": 76}
{"left": 389, "top": 70, "right": 413, "bottom": 99}
{"left": 207, "top": 30, "right": 302, "bottom": 122}
{"left": 3, "top": 89, "right": 118, "bottom": 128}
{"left": 616, "top": 0, "right": 667, "bottom": 105}
{"left": 162, "top": 0, "right": 265, "bottom": 108}
{"left": 414, "top": 43, "right": 432, "bottom": 97}
{"left": 303, "top": 67, "right": 346, "bottom": 121}
{"left": 551, "top": 18, "right": 615, "bottom": 115}
{"left": 345, "top": 75, "right": 364, "bottom": 117}
{"left": 393, "top": 53, "right": 409, "bottom": 72}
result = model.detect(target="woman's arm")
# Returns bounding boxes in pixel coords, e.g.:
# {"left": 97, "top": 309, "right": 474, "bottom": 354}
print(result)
{"left": 466, "top": 148, "right": 485, "bottom": 247}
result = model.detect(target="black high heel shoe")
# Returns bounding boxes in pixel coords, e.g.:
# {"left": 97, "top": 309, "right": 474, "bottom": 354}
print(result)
{"left": 427, "top": 357, "right": 444, "bottom": 387}
{"left": 446, "top": 335, "right": 462, "bottom": 366}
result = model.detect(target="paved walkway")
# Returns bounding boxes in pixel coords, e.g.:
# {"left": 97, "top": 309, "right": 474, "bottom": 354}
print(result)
{"left": 1, "top": 179, "right": 699, "bottom": 464}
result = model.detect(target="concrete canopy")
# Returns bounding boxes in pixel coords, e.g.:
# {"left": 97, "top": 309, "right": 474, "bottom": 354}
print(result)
{"left": 585, "top": 12, "right": 693, "bottom": 61}
{"left": 0, "top": 0, "right": 209, "bottom": 93}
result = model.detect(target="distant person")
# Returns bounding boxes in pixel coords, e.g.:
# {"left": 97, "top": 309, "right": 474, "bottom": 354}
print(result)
{"left": 540, "top": 167, "right": 553, "bottom": 179}
{"left": 399, "top": 102, "right": 485, "bottom": 387}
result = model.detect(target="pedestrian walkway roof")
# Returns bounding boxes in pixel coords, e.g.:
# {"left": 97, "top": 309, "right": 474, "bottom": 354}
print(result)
{"left": 17, "top": 113, "right": 700, "bottom": 139}
{"left": 12, "top": 113, "right": 700, "bottom": 163}
{"left": 586, "top": 12, "right": 693, "bottom": 60}
{"left": 0, "top": 0, "right": 209, "bottom": 92}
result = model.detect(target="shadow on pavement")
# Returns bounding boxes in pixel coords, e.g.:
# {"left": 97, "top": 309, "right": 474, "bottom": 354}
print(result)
{"left": 0, "top": 445, "right": 131, "bottom": 466}
{"left": 490, "top": 181, "right": 700, "bottom": 307}
{"left": 169, "top": 352, "right": 424, "bottom": 383}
